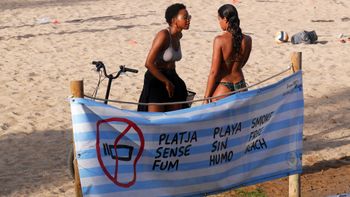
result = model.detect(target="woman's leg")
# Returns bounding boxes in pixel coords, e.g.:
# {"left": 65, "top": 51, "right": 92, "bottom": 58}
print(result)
{"left": 211, "top": 85, "right": 230, "bottom": 102}
{"left": 148, "top": 104, "right": 165, "bottom": 112}
{"left": 166, "top": 104, "right": 183, "bottom": 111}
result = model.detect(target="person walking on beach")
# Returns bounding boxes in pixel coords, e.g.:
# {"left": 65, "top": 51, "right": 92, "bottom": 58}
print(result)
{"left": 204, "top": 4, "right": 251, "bottom": 103}
{"left": 138, "top": 3, "right": 191, "bottom": 112}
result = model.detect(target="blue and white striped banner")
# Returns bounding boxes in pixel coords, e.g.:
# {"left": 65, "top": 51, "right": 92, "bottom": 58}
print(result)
{"left": 70, "top": 71, "right": 303, "bottom": 197}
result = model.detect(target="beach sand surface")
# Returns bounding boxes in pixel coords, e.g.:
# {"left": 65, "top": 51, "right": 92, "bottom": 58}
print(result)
{"left": 0, "top": 0, "right": 349, "bottom": 196}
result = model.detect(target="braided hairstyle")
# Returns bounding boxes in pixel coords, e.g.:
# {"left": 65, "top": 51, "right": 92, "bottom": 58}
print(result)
{"left": 218, "top": 4, "right": 243, "bottom": 56}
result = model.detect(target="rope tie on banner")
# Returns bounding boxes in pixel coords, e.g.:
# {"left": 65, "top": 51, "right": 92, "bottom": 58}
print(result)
{"left": 84, "top": 65, "right": 292, "bottom": 106}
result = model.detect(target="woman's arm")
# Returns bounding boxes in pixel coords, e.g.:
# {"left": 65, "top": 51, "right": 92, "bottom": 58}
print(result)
{"left": 145, "top": 30, "right": 175, "bottom": 97}
{"left": 204, "top": 36, "right": 223, "bottom": 103}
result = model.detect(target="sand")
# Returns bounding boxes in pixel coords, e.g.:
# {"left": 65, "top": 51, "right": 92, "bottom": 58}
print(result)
{"left": 0, "top": 0, "right": 349, "bottom": 196}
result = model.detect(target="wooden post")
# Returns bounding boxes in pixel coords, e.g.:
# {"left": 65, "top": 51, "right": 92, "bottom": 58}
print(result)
{"left": 289, "top": 52, "right": 301, "bottom": 197}
{"left": 291, "top": 52, "right": 302, "bottom": 73}
{"left": 70, "top": 80, "right": 84, "bottom": 197}
{"left": 70, "top": 80, "right": 84, "bottom": 98}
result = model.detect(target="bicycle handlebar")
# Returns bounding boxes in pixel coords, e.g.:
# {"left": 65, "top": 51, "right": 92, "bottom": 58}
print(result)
{"left": 92, "top": 61, "right": 104, "bottom": 72}
{"left": 91, "top": 61, "right": 101, "bottom": 65}
{"left": 91, "top": 61, "right": 138, "bottom": 78}
{"left": 91, "top": 60, "right": 138, "bottom": 104}
{"left": 120, "top": 65, "right": 138, "bottom": 73}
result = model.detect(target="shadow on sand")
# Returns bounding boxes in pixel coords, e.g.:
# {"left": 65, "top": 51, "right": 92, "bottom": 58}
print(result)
{"left": 303, "top": 156, "right": 350, "bottom": 174}
{"left": 0, "top": 129, "right": 73, "bottom": 196}
{"left": 0, "top": 12, "right": 158, "bottom": 41}
{"left": 0, "top": 0, "right": 98, "bottom": 11}
{"left": 0, "top": 25, "right": 146, "bottom": 41}
{"left": 303, "top": 87, "right": 350, "bottom": 154}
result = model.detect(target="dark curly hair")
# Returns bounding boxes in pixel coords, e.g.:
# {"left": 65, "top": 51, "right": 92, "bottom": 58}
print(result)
{"left": 165, "top": 3, "right": 186, "bottom": 25}
{"left": 218, "top": 4, "right": 243, "bottom": 56}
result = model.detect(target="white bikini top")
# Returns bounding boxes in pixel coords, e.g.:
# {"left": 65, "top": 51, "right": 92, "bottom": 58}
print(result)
{"left": 157, "top": 28, "right": 182, "bottom": 62}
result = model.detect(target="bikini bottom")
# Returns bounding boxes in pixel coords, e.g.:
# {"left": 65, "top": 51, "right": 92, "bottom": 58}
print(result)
{"left": 217, "top": 79, "right": 247, "bottom": 92}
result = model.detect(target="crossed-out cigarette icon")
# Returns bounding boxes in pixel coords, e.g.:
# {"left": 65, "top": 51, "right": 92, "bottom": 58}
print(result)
{"left": 96, "top": 118, "right": 145, "bottom": 188}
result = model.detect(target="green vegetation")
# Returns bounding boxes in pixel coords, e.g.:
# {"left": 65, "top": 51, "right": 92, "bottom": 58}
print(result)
{"left": 234, "top": 187, "right": 267, "bottom": 197}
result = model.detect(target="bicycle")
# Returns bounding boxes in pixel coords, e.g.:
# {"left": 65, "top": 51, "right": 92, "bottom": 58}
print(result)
{"left": 67, "top": 61, "right": 138, "bottom": 179}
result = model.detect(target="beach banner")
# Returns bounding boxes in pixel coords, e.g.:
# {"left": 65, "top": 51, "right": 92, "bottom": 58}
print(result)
{"left": 70, "top": 71, "right": 304, "bottom": 197}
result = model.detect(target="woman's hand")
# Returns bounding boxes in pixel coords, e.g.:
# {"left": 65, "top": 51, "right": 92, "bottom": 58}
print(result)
{"left": 203, "top": 97, "right": 210, "bottom": 104}
{"left": 165, "top": 80, "right": 175, "bottom": 98}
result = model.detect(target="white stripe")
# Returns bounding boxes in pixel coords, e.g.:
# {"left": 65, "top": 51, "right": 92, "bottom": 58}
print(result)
{"left": 72, "top": 92, "right": 302, "bottom": 135}
{"left": 79, "top": 137, "right": 301, "bottom": 186}
{"left": 77, "top": 122, "right": 302, "bottom": 168}
{"left": 72, "top": 90, "right": 300, "bottom": 124}
{"left": 71, "top": 74, "right": 301, "bottom": 120}
{"left": 74, "top": 107, "right": 303, "bottom": 149}
{"left": 84, "top": 161, "right": 296, "bottom": 197}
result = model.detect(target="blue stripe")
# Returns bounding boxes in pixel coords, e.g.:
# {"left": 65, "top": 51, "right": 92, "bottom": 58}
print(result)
{"left": 78, "top": 132, "right": 302, "bottom": 178}
{"left": 72, "top": 99, "right": 304, "bottom": 142}
{"left": 73, "top": 120, "right": 249, "bottom": 142}
{"left": 81, "top": 149, "right": 302, "bottom": 194}
{"left": 72, "top": 70, "right": 302, "bottom": 112}
{"left": 76, "top": 115, "right": 303, "bottom": 161}
{"left": 71, "top": 91, "right": 303, "bottom": 125}
{"left": 71, "top": 85, "right": 303, "bottom": 125}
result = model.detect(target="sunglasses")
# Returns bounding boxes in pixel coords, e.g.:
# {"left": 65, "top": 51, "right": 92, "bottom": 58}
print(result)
{"left": 178, "top": 14, "right": 192, "bottom": 21}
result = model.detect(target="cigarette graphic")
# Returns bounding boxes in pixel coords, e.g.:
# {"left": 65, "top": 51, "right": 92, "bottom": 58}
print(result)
{"left": 96, "top": 118, "right": 145, "bottom": 188}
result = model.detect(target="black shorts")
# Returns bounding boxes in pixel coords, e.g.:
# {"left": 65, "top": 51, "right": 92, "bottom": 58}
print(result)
{"left": 137, "top": 70, "right": 188, "bottom": 111}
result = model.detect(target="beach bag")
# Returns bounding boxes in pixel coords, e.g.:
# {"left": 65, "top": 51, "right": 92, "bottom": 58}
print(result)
{"left": 291, "top": 30, "right": 318, "bottom": 44}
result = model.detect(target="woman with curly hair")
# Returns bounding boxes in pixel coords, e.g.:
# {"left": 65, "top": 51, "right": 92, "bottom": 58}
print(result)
{"left": 138, "top": 3, "right": 191, "bottom": 112}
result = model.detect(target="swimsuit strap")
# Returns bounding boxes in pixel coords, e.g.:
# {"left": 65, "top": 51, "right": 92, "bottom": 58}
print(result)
{"left": 167, "top": 28, "right": 172, "bottom": 46}
{"left": 161, "top": 28, "right": 182, "bottom": 62}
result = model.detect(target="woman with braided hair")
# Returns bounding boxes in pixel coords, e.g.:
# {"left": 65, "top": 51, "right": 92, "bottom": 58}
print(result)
{"left": 204, "top": 4, "right": 252, "bottom": 103}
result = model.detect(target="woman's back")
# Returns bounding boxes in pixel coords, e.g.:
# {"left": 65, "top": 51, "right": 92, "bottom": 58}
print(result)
{"left": 204, "top": 4, "right": 252, "bottom": 103}
{"left": 220, "top": 33, "right": 252, "bottom": 83}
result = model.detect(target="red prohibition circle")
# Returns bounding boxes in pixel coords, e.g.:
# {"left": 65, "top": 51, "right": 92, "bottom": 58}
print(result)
{"left": 96, "top": 118, "right": 145, "bottom": 188}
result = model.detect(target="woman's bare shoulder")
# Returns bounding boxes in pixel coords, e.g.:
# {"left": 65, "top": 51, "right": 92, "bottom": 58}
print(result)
{"left": 155, "top": 29, "right": 169, "bottom": 38}
{"left": 152, "top": 29, "right": 170, "bottom": 47}
{"left": 243, "top": 34, "right": 252, "bottom": 44}
{"left": 241, "top": 34, "right": 252, "bottom": 51}
{"left": 213, "top": 34, "right": 225, "bottom": 46}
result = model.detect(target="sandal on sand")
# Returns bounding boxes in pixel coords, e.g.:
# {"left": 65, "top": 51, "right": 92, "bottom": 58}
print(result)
{"left": 291, "top": 30, "right": 318, "bottom": 44}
